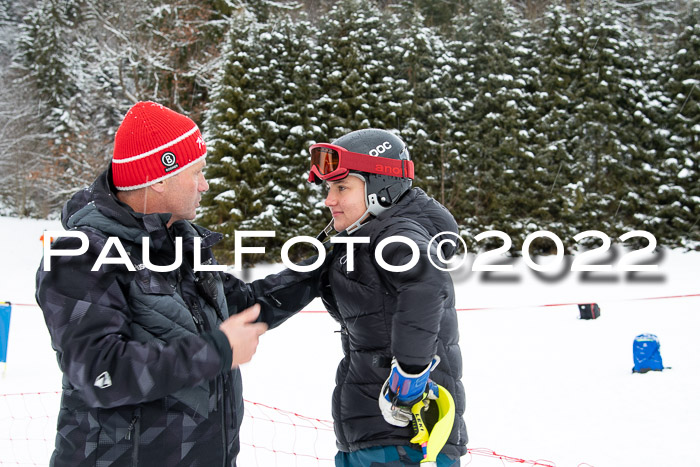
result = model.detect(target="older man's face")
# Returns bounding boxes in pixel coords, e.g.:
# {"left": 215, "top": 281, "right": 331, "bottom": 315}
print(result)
{"left": 162, "top": 160, "right": 208, "bottom": 225}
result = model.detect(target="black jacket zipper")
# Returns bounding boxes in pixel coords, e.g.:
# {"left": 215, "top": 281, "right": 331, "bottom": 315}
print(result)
{"left": 125, "top": 407, "right": 141, "bottom": 466}
{"left": 220, "top": 375, "right": 227, "bottom": 467}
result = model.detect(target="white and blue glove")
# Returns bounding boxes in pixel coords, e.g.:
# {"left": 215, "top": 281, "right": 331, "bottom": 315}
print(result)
{"left": 378, "top": 355, "right": 440, "bottom": 427}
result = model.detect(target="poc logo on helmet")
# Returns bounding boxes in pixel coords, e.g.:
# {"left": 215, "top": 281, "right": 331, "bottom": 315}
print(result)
{"left": 368, "top": 142, "right": 392, "bottom": 157}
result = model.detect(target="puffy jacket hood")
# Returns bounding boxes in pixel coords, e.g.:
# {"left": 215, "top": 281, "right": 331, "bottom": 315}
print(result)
{"left": 373, "top": 187, "right": 460, "bottom": 260}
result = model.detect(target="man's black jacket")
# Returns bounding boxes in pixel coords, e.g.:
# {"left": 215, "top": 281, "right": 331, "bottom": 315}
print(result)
{"left": 36, "top": 168, "right": 319, "bottom": 466}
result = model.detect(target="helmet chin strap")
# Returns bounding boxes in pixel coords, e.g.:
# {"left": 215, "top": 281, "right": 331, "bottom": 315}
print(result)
{"left": 316, "top": 219, "right": 336, "bottom": 243}
{"left": 344, "top": 209, "right": 373, "bottom": 235}
{"left": 344, "top": 173, "right": 389, "bottom": 235}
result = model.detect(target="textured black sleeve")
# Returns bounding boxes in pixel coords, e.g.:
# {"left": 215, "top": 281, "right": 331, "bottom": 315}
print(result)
{"left": 220, "top": 255, "right": 325, "bottom": 329}
{"left": 220, "top": 271, "right": 258, "bottom": 315}
{"left": 372, "top": 223, "right": 451, "bottom": 369}
{"left": 200, "top": 329, "right": 232, "bottom": 373}
{"left": 35, "top": 233, "right": 223, "bottom": 409}
{"left": 249, "top": 255, "right": 327, "bottom": 329}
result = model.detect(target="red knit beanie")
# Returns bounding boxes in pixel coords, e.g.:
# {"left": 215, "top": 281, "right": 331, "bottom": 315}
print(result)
{"left": 112, "top": 101, "right": 206, "bottom": 190}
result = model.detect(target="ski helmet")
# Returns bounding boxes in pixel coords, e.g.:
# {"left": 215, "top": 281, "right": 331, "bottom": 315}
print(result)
{"left": 308, "top": 129, "right": 414, "bottom": 231}
{"left": 333, "top": 129, "right": 412, "bottom": 211}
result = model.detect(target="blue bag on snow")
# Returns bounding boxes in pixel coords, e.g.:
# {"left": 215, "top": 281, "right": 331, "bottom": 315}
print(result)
{"left": 632, "top": 333, "right": 664, "bottom": 373}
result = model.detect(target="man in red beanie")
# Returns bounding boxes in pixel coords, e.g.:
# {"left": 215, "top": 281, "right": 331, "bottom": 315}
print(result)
{"left": 36, "top": 101, "right": 321, "bottom": 466}
{"left": 111, "top": 101, "right": 210, "bottom": 227}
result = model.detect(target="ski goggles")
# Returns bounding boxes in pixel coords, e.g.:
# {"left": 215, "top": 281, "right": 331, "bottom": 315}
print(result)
{"left": 308, "top": 143, "right": 415, "bottom": 183}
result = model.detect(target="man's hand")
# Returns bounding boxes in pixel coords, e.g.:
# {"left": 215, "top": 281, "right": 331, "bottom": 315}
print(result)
{"left": 219, "top": 303, "right": 268, "bottom": 368}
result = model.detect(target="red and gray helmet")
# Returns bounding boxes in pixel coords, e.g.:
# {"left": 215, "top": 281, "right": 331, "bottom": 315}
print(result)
{"left": 309, "top": 129, "right": 414, "bottom": 227}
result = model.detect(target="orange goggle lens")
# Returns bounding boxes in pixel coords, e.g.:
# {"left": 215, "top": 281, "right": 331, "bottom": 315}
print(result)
{"left": 310, "top": 147, "right": 340, "bottom": 175}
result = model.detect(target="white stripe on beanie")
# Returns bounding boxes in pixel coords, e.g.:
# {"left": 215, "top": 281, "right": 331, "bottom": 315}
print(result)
{"left": 112, "top": 125, "right": 200, "bottom": 164}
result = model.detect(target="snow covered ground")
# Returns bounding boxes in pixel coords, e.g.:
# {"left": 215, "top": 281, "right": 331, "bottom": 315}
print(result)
{"left": 1, "top": 215, "right": 698, "bottom": 466}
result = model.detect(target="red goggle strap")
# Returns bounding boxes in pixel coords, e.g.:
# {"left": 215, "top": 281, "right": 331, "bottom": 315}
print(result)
{"left": 402, "top": 160, "right": 415, "bottom": 179}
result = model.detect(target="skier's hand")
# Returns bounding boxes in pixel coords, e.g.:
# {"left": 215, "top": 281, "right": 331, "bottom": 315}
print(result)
{"left": 378, "top": 356, "right": 440, "bottom": 427}
{"left": 219, "top": 304, "right": 268, "bottom": 368}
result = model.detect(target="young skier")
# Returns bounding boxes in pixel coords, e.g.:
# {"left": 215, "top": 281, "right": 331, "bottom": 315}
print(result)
{"left": 307, "top": 129, "right": 467, "bottom": 466}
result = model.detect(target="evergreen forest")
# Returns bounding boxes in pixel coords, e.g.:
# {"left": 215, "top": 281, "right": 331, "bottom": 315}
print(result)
{"left": 1, "top": 0, "right": 698, "bottom": 263}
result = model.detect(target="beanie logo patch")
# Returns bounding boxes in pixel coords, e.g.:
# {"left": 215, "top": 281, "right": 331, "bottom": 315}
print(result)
{"left": 161, "top": 152, "right": 179, "bottom": 173}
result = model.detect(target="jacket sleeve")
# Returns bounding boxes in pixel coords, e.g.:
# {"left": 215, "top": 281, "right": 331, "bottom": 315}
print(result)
{"left": 220, "top": 256, "right": 325, "bottom": 330}
{"left": 36, "top": 234, "right": 224, "bottom": 409}
{"left": 372, "top": 222, "right": 451, "bottom": 370}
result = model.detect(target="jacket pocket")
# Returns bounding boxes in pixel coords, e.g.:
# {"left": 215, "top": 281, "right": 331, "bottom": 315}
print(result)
{"left": 95, "top": 406, "right": 141, "bottom": 466}
{"left": 129, "top": 269, "right": 198, "bottom": 337}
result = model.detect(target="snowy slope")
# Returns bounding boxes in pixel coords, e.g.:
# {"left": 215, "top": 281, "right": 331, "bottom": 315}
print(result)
{"left": 1, "top": 215, "right": 698, "bottom": 466}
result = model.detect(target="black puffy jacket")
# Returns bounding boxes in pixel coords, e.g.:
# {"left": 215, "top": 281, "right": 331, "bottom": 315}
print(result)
{"left": 35, "top": 168, "right": 320, "bottom": 466}
{"left": 319, "top": 188, "right": 468, "bottom": 457}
